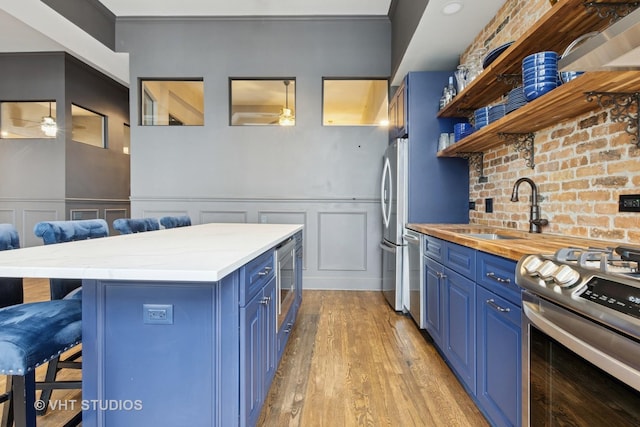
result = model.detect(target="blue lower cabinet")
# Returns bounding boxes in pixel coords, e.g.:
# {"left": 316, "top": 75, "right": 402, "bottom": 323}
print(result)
{"left": 240, "top": 276, "right": 276, "bottom": 427}
{"left": 424, "top": 256, "right": 445, "bottom": 348}
{"left": 444, "top": 267, "right": 476, "bottom": 395}
{"left": 476, "top": 285, "right": 521, "bottom": 427}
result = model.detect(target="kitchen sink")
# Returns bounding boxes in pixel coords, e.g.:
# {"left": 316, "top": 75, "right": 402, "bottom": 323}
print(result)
{"left": 464, "top": 233, "right": 522, "bottom": 240}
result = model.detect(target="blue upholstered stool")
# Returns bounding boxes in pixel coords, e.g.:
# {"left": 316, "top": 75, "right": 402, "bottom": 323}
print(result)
{"left": 0, "top": 224, "right": 82, "bottom": 427}
{"left": 160, "top": 215, "right": 192, "bottom": 229}
{"left": 33, "top": 219, "right": 109, "bottom": 300}
{"left": 113, "top": 217, "right": 160, "bottom": 234}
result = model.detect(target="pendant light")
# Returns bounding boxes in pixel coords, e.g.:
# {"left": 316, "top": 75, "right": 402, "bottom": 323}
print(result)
{"left": 40, "top": 102, "right": 57, "bottom": 137}
{"left": 278, "top": 80, "right": 295, "bottom": 126}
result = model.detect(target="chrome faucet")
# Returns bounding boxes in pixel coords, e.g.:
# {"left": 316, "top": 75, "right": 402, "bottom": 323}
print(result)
{"left": 510, "top": 177, "right": 549, "bottom": 233}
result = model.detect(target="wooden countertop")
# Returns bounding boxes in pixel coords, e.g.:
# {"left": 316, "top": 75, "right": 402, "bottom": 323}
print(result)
{"left": 407, "top": 224, "right": 622, "bottom": 261}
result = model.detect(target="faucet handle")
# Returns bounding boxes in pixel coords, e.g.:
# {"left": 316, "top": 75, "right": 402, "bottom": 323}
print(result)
{"left": 531, "top": 218, "right": 549, "bottom": 227}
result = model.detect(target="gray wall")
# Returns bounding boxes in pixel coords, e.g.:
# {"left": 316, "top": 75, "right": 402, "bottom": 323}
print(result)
{"left": 42, "top": 0, "right": 116, "bottom": 50}
{"left": 117, "top": 17, "right": 391, "bottom": 290}
{"left": 389, "top": 0, "right": 429, "bottom": 81}
{"left": 0, "top": 52, "right": 130, "bottom": 245}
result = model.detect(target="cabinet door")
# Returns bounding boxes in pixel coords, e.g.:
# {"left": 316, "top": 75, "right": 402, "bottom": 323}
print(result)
{"left": 477, "top": 286, "right": 521, "bottom": 427}
{"left": 263, "top": 276, "right": 277, "bottom": 390}
{"left": 240, "top": 290, "right": 263, "bottom": 427}
{"left": 424, "top": 256, "right": 444, "bottom": 349}
{"left": 444, "top": 267, "right": 476, "bottom": 394}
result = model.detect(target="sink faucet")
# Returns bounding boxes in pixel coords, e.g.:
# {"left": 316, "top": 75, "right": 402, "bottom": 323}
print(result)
{"left": 510, "top": 177, "right": 549, "bottom": 233}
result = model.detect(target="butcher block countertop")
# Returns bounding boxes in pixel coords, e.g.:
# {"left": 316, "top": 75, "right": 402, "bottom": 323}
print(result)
{"left": 407, "top": 223, "right": 625, "bottom": 262}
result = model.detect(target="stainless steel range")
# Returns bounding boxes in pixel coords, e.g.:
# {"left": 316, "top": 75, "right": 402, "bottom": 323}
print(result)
{"left": 516, "top": 245, "right": 640, "bottom": 427}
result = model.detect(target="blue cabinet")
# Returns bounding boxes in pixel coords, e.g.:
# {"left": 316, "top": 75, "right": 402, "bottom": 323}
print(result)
{"left": 420, "top": 235, "right": 521, "bottom": 426}
{"left": 240, "top": 250, "right": 277, "bottom": 427}
{"left": 443, "top": 267, "right": 476, "bottom": 394}
{"left": 476, "top": 285, "right": 521, "bottom": 427}
{"left": 476, "top": 252, "right": 521, "bottom": 427}
{"left": 424, "top": 256, "right": 444, "bottom": 348}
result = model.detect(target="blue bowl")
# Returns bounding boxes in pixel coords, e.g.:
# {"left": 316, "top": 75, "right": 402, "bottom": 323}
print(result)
{"left": 559, "top": 71, "right": 584, "bottom": 83}
{"left": 523, "top": 51, "right": 558, "bottom": 62}
{"left": 524, "top": 84, "right": 557, "bottom": 101}
{"left": 523, "top": 75, "right": 559, "bottom": 84}
{"left": 523, "top": 59, "right": 557, "bottom": 67}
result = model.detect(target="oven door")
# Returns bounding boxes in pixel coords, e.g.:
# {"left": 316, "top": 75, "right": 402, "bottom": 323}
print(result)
{"left": 276, "top": 239, "right": 296, "bottom": 332}
{"left": 522, "top": 291, "right": 640, "bottom": 426}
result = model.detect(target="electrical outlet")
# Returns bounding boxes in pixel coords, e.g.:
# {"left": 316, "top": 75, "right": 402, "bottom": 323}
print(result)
{"left": 469, "top": 201, "right": 476, "bottom": 210}
{"left": 143, "top": 304, "right": 173, "bottom": 325}
{"left": 485, "top": 198, "right": 494, "bottom": 213}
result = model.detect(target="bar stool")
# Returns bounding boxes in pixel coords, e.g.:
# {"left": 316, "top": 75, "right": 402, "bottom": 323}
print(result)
{"left": 0, "top": 224, "right": 82, "bottom": 427}
{"left": 112, "top": 217, "right": 160, "bottom": 234}
{"left": 32, "top": 219, "right": 109, "bottom": 417}
{"left": 33, "top": 219, "right": 110, "bottom": 300}
{"left": 160, "top": 215, "right": 192, "bottom": 229}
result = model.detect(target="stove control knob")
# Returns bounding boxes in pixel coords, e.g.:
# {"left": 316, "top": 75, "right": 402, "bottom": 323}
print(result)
{"left": 537, "top": 260, "right": 559, "bottom": 281}
{"left": 552, "top": 265, "right": 580, "bottom": 288}
{"left": 522, "top": 255, "right": 543, "bottom": 276}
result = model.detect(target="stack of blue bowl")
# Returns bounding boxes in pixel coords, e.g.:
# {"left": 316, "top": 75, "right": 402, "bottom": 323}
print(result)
{"left": 474, "top": 107, "right": 490, "bottom": 129}
{"left": 454, "top": 122, "right": 474, "bottom": 142}
{"left": 506, "top": 86, "right": 527, "bottom": 114}
{"left": 522, "top": 51, "right": 558, "bottom": 102}
{"left": 488, "top": 104, "right": 506, "bottom": 124}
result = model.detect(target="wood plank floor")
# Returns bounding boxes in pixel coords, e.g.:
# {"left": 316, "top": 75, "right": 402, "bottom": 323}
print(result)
{"left": 259, "top": 291, "right": 488, "bottom": 426}
{"left": 1, "top": 282, "right": 488, "bottom": 426}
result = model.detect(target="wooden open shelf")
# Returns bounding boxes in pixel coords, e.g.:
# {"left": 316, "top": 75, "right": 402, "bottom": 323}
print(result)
{"left": 438, "top": 70, "right": 640, "bottom": 156}
{"left": 436, "top": 0, "right": 640, "bottom": 157}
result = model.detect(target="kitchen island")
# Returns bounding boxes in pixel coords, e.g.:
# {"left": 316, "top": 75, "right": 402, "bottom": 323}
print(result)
{"left": 0, "top": 223, "right": 303, "bottom": 427}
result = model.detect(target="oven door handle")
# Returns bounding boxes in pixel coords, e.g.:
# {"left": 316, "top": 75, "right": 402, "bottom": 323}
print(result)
{"left": 523, "top": 297, "right": 640, "bottom": 391}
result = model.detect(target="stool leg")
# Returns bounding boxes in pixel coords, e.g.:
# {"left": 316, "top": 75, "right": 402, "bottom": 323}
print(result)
{"left": 12, "top": 372, "right": 36, "bottom": 427}
{"left": 1, "top": 377, "right": 13, "bottom": 427}
{"left": 37, "top": 356, "right": 60, "bottom": 415}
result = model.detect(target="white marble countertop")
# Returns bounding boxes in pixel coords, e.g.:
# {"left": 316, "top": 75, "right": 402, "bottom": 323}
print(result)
{"left": 0, "top": 223, "right": 302, "bottom": 282}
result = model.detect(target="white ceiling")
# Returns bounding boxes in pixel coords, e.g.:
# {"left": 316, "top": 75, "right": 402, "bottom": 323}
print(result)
{"left": 0, "top": 0, "right": 506, "bottom": 87}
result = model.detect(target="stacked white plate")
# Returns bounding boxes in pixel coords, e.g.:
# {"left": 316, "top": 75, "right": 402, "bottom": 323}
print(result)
{"left": 506, "top": 86, "right": 527, "bottom": 114}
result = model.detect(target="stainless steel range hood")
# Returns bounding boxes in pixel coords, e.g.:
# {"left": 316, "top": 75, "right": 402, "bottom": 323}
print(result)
{"left": 559, "top": 6, "right": 640, "bottom": 71}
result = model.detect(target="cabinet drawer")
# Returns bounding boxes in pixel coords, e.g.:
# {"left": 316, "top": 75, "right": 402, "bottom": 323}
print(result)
{"left": 477, "top": 252, "right": 520, "bottom": 306}
{"left": 424, "top": 235, "right": 445, "bottom": 262}
{"left": 444, "top": 242, "right": 476, "bottom": 281}
{"left": 239, "top": 249, "right": 275, "bottom": 307}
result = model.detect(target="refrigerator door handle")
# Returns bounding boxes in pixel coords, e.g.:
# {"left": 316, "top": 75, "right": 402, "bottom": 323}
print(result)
{"left": 381, "top": 157, "right": 392, "bottom": 229}
{"left": 379, "top": 241, "right": 396, "bottom": 252}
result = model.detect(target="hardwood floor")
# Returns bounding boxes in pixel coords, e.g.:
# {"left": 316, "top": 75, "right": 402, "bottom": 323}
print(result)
{"left": 259, "top": 291, "right": 488, "bottom": 427}
{"left": 1, "top": 283, "right": 487, "bottom": 426}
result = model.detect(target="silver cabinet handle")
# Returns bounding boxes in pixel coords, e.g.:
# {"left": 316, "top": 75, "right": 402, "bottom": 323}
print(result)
{"left": 486, "top": 299, "right": 510, "bottom": 313}
{"left": 436, "top": 271, "right": 447, "bottom": 279}
{"left": 486, "top": 272, "right": 511, "bottom": 284}
{"left": 258, "top": 266, "right": 272, "bottom": 276}
{"left": 260, "top": 296, "right": 271, "bottom": 305}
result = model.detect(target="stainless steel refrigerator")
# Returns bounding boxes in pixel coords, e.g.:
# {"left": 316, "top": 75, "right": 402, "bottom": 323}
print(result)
{"left": 380, "top": 72, "right": 471, "bottom": 313}
{"left": 380, "top": 138, "right": 406, "bottom": 311}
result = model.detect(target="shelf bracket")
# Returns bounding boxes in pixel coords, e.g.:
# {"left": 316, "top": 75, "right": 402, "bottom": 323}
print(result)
{"left": 458, "top": 152, "right": 488, "bottom": 183}
{"left": 584, "top": 2, "right": 640, "bottom": 24}
{"left": 496, "top": 74, "right": 522, "bottom": 88}
{"left": 585, "top": 91, "right": 639, "bottom": 146}
{"left": 499, "top": 132, "right": 536, "bottom": 169}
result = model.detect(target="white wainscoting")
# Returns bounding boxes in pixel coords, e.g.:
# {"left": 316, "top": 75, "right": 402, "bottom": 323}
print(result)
{"left": 136, "top": 197, "right": 383, "bottom": 291}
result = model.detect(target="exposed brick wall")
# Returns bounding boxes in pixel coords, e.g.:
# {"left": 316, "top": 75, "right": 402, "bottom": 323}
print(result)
{"left": 462, "top": 0, "right": 640, "bottom": 243}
